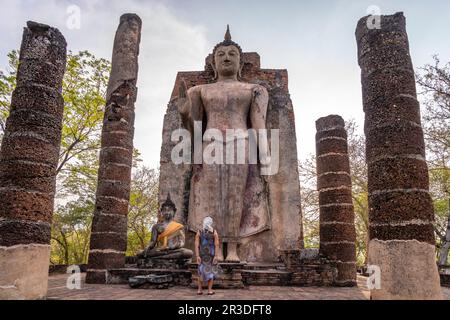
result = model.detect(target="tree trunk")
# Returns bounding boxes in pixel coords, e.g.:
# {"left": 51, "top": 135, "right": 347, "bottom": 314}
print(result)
{"left": 61, "top": 231, "right": 69, "bottom": 265}
{"left": 364, "top": 232, "right": 369, "bottom": 266}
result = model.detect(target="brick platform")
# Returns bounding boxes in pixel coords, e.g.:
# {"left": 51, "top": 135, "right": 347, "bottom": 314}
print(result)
{"left": 46, "top": 273, "right": 450, "bottom": 300}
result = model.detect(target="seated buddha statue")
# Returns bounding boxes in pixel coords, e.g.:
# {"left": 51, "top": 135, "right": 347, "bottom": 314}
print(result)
{"left": 138, "top": 193, "right": 193, "bottom": 261}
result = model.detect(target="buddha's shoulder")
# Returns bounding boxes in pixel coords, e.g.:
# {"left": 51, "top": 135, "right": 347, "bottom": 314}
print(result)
{"left": 234, "top": 82, "right": 267, "bottom": 94}
{"left": 202, "top": 82, "right": 264, "bottom": 89}
{"left": 185, "top": 83, "right": 214, "bottom": 97}
{"left": 249, "top": 83, "right": 268, "bottom": 92}
{"left": 187, "top": 82, "right": 266, "bottom": 93}
{"left": 187, "top": 83, "right": 224, "bottom": 95}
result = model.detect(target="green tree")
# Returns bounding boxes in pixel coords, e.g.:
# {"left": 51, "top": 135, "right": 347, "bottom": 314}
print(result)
{"left": 0, "top": 49, "right": 111, "bottom": 265}
{"left": 51, "top": 51, "right": 111, "bottom": 265}
{"left": 345, "top": 120, "right": 369, "bottom": 266}
{"left": 298, "top": 155, "right": 319, "bottom": 248}
{"left": 50, "top": 199, "right": 93, "bottom": 265}
{"left": 417, "top": 55, "right": 450, "bottom": 267}
{"left": 0, "top": 50, "right": 19, "bottom": 140}
{"left": 126, "top": 166, "right": 160, "bottom": 256}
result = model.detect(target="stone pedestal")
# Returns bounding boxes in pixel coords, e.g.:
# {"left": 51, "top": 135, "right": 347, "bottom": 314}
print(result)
{"left": 107, "top": 268, "right": 191, "bottom": 286}
{"left": 189, "top": 262, "right": 245, "bottom": 289}
{"left": 137, "top": 257, "right": 191, "bottom": 269}
{"left": 128, "top": 274, "right": 173, "bottom": 289}
{"left": 279, "top": 249, "right": 337, "bottom": 286}
{"left": 440, "top": 267, "right": 450, "bottom": 287}
{"left": 369, "top": 239, "right": 443, "bottom": 299}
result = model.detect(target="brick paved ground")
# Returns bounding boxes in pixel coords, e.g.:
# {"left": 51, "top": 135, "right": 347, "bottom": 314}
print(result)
{"left": 46, "top": 273, "right": 450, "bottom": 300}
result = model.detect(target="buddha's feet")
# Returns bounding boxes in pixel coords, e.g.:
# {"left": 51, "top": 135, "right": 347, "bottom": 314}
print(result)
{"left": 216, "top": 250, "right": 224, "bottom": 262}
{"left": 224, "top": 254, "right": 240, "bottom": 262}
{"left": 225, "top": 243, "right": 240, "bottom": 262}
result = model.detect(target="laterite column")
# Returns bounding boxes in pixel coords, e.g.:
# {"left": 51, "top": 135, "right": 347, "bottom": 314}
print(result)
{"left": 0, "top": 21, "right": 66, "bottom": 299}
{"left": 356, "top": 12, "right": 442, "bottom": 299}
{"left": 316, "top": 115, "right": 356, "bottom": 287}
{"left": 86, "top": 14, "right": 142, "bottom": 283}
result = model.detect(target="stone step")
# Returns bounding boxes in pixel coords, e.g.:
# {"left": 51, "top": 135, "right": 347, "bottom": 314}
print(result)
{"left": 241, "top": 269, "right": 292, "bottom": 286}
{"left": 440, "top": 268, "right": 450, "bottom": 287}
{"left": 243, "top": 262, "right": 286, "bottom": 271}
{"left": 107, "top": 268, "right": 191, "bottom": 286}
{"left": 242, "top": 269, "right": 290, "bottom": 274}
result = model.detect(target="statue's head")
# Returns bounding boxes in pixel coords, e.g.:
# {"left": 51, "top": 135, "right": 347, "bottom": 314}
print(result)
{"left": 211, "top": 25, "right": 243, "bottom": 80}
{"left": 160, "top": 193, "right": 176, "bottom": 221}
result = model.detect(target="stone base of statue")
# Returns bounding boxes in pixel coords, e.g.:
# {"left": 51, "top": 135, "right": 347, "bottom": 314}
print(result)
{"left": 278, "top": 249, "right": 340, "bottom": 286}
{"left": 137, "top": 257, "right": 192, "bottom": 269}
{"left": 189, "top": 262, "right": 246, "bottom": 289}
{"left": 108, "top": 267, "right": 192, "bottom": 286}
{"left": 128, "top": 274, "right": 174, "bottom": 289}
{"left": 226, "top": 249, "right": 340, "bottom": 287}
{"left": 108, "top": 249, "right": 345, "bottom": 287}
{"left": 108, "top": 248, "right": 193, "bottom": 286}
{"left": 440, "top": 267, "right": 450, "bottom": 287}
{"left": 136, "top": 248, "right": 193, "bottom": 270}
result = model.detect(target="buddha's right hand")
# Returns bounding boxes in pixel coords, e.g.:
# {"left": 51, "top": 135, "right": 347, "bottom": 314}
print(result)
{"left": 196, "top": 256, "right": 202, "bottom": 264}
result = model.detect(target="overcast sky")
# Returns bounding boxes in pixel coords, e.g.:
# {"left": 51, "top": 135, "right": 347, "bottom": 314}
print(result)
{"left": 1, "top": 0, "right": 449, "bottom": 168}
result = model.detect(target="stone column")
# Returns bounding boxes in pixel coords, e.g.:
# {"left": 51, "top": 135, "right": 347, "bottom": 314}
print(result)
{"left": 0, "top": 21, "right": 66, "bottom": 299}
{"left": 86, "top": 14, "right": 142, "bottom": 284}
{"left": 356, "top": 12, "right": 442, "bottom": 299}
{"left": 316, "top": 115, "right": 356, "bottom": 287}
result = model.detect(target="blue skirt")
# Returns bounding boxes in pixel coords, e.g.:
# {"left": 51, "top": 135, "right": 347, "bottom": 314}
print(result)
{"left": 198, "top": 261, "right": 220, "bottom": 282}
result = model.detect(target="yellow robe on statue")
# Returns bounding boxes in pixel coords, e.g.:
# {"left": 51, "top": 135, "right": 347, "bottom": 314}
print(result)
{"left": 156, "top": 221, "right": 184, "bottom": 250}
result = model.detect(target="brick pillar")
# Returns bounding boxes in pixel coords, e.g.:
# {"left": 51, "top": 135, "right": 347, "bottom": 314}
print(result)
{"left": 86, "top": 14, "right": 142, "bottom": 284}
{"left": 0, "top": 21, "right": 66, "bottom": 299}
{"left": 356, "top": 12, "right": 442, "bottom": 299}
{"left": 316, "top": 115, "right": 356, "bottom": 287}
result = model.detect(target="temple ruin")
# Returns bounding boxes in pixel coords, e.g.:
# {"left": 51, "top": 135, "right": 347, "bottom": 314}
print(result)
{"left": 0, "top": 10, "right": 446, "bottom": 299}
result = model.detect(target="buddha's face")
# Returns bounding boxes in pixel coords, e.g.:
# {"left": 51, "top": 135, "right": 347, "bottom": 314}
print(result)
{"left": 161, "top": 206, "right": 175, "bottom": 221}
{"left": 214, "top": 45, "right": 240, "bottom": 77}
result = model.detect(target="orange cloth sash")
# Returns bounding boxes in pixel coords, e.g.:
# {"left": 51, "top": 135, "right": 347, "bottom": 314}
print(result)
{"left": 157, "top": 221, "right": 184, "bottom": 248}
